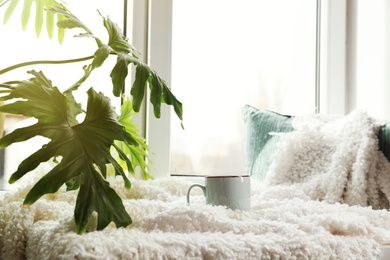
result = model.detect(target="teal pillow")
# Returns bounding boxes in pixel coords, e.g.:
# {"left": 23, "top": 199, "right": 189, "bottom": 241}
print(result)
{"left": 242, "top": 105, "right": 293, "bottom": 181}
{"left": 379, "top": 124, "right": 390, "bottom": 161}
{"left": 242, "top": 105, "right": 390, "bottom": 182}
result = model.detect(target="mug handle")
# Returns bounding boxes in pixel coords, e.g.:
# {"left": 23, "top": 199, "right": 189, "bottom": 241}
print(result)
{"left": 186, "top": 184, "right": 206, "bottom": 205}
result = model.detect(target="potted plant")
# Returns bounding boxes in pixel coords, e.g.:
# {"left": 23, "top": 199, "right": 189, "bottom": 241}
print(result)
{"left": 0, "top": 0, "right": 182, "bottom": 234}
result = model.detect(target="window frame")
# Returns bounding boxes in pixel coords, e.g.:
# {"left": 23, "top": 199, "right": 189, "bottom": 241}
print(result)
{"left": 320, "top": 0, "right": 350, "bottom": 115}
{"left": 130, "top": 0, "right": 173, "bottom": 178}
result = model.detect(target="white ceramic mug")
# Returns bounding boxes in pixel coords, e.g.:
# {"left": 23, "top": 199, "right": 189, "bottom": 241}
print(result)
{"left": 186, "top": 175, "right": 251, "bottom": 211}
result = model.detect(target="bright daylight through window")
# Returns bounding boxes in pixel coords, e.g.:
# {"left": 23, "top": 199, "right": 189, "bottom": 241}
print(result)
{"left": 169, "top": 0, "right": 317, "bottom": 176}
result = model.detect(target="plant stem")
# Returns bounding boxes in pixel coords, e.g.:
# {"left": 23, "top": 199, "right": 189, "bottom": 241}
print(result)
{"left": 0, "top": 0, "right": 10, "bottom": 8}
{"left": 0, "top": 55, "right": 94, "bottom": 75}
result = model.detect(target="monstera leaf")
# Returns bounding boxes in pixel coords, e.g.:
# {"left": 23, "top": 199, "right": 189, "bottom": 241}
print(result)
{"left": 0, "top": 70, "right": 135, "bottom": 233}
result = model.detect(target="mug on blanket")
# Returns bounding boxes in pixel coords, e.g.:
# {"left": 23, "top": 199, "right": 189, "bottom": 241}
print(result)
{"left": 186, "top": 175, "right": 251, "bottom": 211}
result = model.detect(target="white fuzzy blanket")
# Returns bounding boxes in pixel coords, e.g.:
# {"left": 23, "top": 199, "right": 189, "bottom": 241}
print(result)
{"left": 266, "top": 110, "right": 390, "bottom": 209}
{"left": 1, "top": 164, "right": 390, "bottom": 259}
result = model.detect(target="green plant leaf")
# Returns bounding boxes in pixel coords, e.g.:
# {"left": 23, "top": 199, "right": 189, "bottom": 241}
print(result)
{"left": 100, "top": 13, "right": 138, "bottom": 56}
{"left": 114, "top": 98, "right": 152, "bottom": 179}
{"left": 2, "top": 0, "right": 64, "bottom": 41}
{"left": 50, "top": 5, "right": 96, "bottom": 42}
{"left": 33, "top": 0, "right": 43, "bottom": 37}
{"left": 0, "top": 71, "right": 135, "bottom": 233}
{"left": 21, "top": 0, "right": 33, "bottom": 31}
{"left": 45, "top": 1, "right": 55, "bottom": 39}
{"left": 75, "top": 169, "right": 131, "bottom": 234}
{"left": 99, "top": 15, "right": 183, "bottom": 122}
{"left": 110, "top": 53, "right": 131, "bottom": 97}
{"left": 92, "top": 44, "right": 112, "bottom": 69}
{"left": 113, "top": 54, "right": 183, "bottom": 121}
{"left": 0, "top": 71, "right": 80, "bottom": 127}
{"left": 56, "top": 10, "right": 66, "bottom": 43}
{"left": 3, "top": 0, "right": 20, "bottom": 24}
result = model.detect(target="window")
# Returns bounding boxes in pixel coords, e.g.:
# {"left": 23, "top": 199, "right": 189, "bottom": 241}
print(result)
{"left": 320, "top": 0, "right": 390, "bottom": 119}
{"left": 144, "top": 0, "right": 390, "bottom": 177}
{"left": 169, "top": 0, "right": 317, "bottom": 176}
{"left": 354, "top": 0, "right": 390, "bottom": 119}
{"left": 144, "top": 0, "right": 318, "bottom": 177}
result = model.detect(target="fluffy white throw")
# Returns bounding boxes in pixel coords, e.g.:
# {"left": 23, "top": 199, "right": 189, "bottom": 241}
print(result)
{"left": 1, "top": 164, "right": 390, "bottom": 259}
{"left": 266, "top": 110, "right": 390, "bottom": 209}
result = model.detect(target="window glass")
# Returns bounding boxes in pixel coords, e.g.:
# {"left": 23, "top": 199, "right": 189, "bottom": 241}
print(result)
{"left": 170, "top": 0, "right": 317, "bottom": 176}
{"left": 355, "top": 0, "right": 390, "bottom": 119}
{"left": 0, "top": 0, "right": 124, "bottom": 189}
